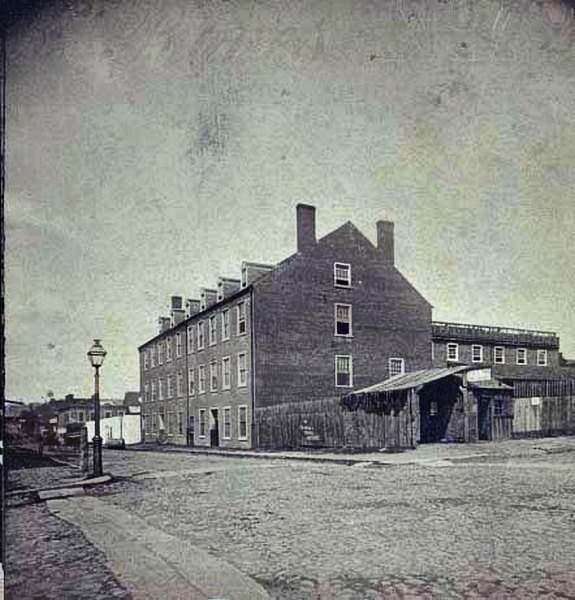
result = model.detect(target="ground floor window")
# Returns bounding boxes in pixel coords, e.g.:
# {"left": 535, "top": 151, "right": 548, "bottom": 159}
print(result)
{"left": 238, "top": 405, "right": 248, "bottom": 440}
{"left": 335, "top": 355, "right": 353, "bottom": 387}
{"left": 199, "top": 408, "right": 207, "bottom": 437}
{"left": 388, "top": 357, "right": 405, "bottom": 378}
{"left": 222, "top": 407, "right": 231, "bottom": 439}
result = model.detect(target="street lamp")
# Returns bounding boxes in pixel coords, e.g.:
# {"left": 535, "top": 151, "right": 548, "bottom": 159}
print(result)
{"left": 87, "top": 339, "right": 107, "bottom": 477}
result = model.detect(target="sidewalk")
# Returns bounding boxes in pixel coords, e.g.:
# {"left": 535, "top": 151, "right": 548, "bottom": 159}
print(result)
{"left": 47, "top": 495, "right": 270, "bottom": 600}
{"left": 128, "top": 435, "right": 575, "bottom": 467}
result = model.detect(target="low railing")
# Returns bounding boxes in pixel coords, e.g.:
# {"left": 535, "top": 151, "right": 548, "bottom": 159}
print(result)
{"left": 432, "top": 321, "right": 560, "bottom": 348}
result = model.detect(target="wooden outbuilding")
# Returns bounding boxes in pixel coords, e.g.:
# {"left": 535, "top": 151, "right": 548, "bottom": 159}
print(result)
{"left": 341, "top": 366, "right": 514, "bottom": 448}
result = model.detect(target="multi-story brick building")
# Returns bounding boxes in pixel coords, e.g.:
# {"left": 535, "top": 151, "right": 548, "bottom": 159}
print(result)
{"left": 139, "top": 204, "right": 433, "bottom": 448}
{"left": 431, "top": 321, "right": 573, "bottom": 382}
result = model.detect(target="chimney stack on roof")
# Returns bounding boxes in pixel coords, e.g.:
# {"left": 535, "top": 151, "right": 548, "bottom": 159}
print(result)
{"left": 376, "top": 220, "right": 395, "bottom": 266}
{"left": 200, "top": 288, "right": 218, "bottom": 311}
{"left": 158, "top": 316, "right": 171, "bottom": 334}
{"left": 217, "top": 277, "right": 241, "bottom": 302}
{"left": 185, "top": 298, "right": 201, "bottom": 318}
{"left": 296, "top": 204, "right": 316, "bottom": 253}
{"left": 241, "top": 262, "right": 275, "bottom": 288}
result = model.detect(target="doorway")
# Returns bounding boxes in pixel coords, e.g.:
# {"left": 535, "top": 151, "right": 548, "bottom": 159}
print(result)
{"left": 210, "top": 408, "right": 219, "bottom": 447}
{"left": 478, "top": 396, "right": 491, "bottom": 440}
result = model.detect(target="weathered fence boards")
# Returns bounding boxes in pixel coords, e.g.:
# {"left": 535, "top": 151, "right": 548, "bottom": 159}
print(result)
{"left": 512, "top": 379, "right": 575, "bottom": 399}
{"left": 255, "top": 395, "right": 417, "bottom": 450}
{"left": 513, "top": 395, "right": 575, "bottom": 437}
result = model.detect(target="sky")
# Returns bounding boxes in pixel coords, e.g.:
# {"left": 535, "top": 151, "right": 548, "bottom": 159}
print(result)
{"left": 5, "top": 0, "right": 575, "bottom": 402}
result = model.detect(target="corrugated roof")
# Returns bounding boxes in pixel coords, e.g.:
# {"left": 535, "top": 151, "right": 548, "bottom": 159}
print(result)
{"left": 347, "top": 365, "right": 473, "bottom": 396}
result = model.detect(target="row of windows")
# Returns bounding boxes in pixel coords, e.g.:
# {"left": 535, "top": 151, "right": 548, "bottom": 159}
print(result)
{"left": 143, "top": 353, "right": 248, "bottom": 401}
{"left": 143, "top": 302, "right": 247, "bottom": 370}
{"left": 145, "top": 353, "right": 405, "bottom": 397}
{"left": 445, "top": 343, "right": 548, "bottom": 366}
{"left": 198, "top": 406, "right": 248, "bottom": 441}
{"left": 143, "top": 411, "right": 184, "bottom": 435}
{"left": 335, "top": 355, "right": 406, "bottom": 387}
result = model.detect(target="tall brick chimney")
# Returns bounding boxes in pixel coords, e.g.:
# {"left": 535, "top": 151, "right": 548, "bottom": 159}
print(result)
{"left": 296, "top": 204, "right": 316, "bottom": 253}
{"left": 377, "top": 220, "right": 395, "bottom": 266}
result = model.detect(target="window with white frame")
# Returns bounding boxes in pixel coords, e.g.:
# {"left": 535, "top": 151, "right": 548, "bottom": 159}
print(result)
{"left": 175, "top": 332, "right": 183, "bottom": 357}
{"left": 150, "top": 345, "right": 156, "bottom": 367}
{"left": 198, "top": 365, "right": 206, "bottom": 393}
{"left": 472, "top": 345, "right": 483, "bottom": 363}
{"left": 334, "top": 262, "right": 351, "bottom": 287}
{"left": 158, "top": 378, "right": 164, "bottom": 400}
{"left": 166, "top": 338, "right": 172, "bottom": 362}
{"left": 494, "top": 346, "right": 505, "bottom": 364}
{"left": 176, "top": 372, "right": 184, "bottom": 397}
{"left": 210, "top": 361, "right": 218, "bottom": 391}
{"left": 335, "top": 355, "right": 353, "bottom": 387}
{"left": 446, "top": 343, "right": 459, "bottom": 362}
{"left": 151, "top": 381, "right": 157, "bottom": 401}
{"left": 389, "top": 357, "right": 405, "bottom": 378}
{"left": 537, "top": 349, "right": 548, "bottom": 366}
{"left": 144, "top": 383, "right": 150, "bottom": 403}
{"left": 158, "top": 342, "right": 164, "bottom": 365}
{"left": 209, "top": 316, "right": 217, "bottom": 346}
{"left": 222, "top": 357, "right": 231, "bottom": 390}
{"left": 335, "top": 304, "right": 352, "bottom": 336}
{"left": 197, "top": 321, "right": 205, "bottom": 350}
{"left": 188, "top": 368, "right": 195, "bottom": 396}
{"left": 199, "top": 408, "right": 207, "bottom": 437}
{"left": 187, "top": 325, "right": 194, "bottom": 354}
{"left": 237, "top": 352, "right": 247, "bottom": 387}
{"left": 238, "top": 406, "right": 248, "bottom": 440}
{"left": 166, "top": 375, "right": 173, "bottom": 398}
{"left": 237, "top": 302, "right": 247, "bottom": 335}
{"left": 222, "top": 309, "right": 230, "bottom": 340}
{"left": 222, "top": 407, "right": 231, "bottom": 439}
{"left": 516, "top": 348, "right": 527, "bottom": 365}
{"left": 143, "top": 351, "right": 149, "bottom": 370}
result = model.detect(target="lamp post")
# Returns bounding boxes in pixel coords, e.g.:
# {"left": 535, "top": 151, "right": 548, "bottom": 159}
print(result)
{"left": 87, "top": 339, "right": 107, "bottom": 477}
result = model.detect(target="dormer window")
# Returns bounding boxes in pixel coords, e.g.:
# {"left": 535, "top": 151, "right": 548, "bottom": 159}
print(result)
{"left": 334, "top": 263, "right": 351, "bottom": 287}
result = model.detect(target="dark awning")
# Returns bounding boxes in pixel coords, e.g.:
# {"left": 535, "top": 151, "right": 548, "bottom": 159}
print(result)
{"left": 347, "top": 366, "right": 473, "bottom": 396}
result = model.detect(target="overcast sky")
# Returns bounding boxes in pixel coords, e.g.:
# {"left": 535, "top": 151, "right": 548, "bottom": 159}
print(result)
{"left": 6, "top": 0, "right": 575, "bottom": 402}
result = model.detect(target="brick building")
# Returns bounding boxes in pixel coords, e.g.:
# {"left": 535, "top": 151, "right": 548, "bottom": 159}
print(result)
{"left": 139, "top": 204, "right": 432, "bottom": 448}
{"left": 431, "top": 321, "right": 574, "bottom": 382}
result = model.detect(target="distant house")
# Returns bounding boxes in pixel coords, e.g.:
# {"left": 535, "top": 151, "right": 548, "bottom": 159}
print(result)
{"left": 54, "top": 394, "right": 127, "bottom": 436}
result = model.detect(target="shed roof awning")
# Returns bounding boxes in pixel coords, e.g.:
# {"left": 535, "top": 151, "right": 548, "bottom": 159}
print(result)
{"left": 468, "top": 379, "right": 513, "bottom": 391}
{"left": 346, "top": 365, "right": 473, "bottom": 396}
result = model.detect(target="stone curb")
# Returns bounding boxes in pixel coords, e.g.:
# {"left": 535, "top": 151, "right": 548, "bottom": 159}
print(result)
{"left": 7, "top": 474, "right": 113, "bottom": 498}
{"left": 126, "top": 445, "right": 379, "bottom": 466}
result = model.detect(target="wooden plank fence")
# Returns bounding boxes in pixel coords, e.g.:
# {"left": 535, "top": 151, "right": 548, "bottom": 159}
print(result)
{"left": 511, "top": 378, "right": 575, "bottom": 439}
{"left": 255, "top": 394, "right": 417, "bottom": 450}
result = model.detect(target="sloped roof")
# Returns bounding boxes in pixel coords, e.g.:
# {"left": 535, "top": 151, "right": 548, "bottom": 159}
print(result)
{"left": 347, "top": 365, "right": 473, "bottom": 396}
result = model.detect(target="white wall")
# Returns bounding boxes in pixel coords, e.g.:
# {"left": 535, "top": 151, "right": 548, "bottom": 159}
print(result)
{"left": 85, "top": 414, "right": 142, "bottom": 446}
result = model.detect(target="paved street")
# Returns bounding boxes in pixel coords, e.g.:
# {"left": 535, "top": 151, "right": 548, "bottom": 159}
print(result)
{"left": 6, "top": 438, "right": 575, "bottom": 599}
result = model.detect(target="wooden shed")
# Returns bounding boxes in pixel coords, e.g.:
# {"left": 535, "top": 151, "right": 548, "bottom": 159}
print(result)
{"left": 341, "top": 366, "right": 514, "bottom": 447}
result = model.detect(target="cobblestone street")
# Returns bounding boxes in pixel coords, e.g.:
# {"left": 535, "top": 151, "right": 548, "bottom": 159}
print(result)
{"left": 6, "top": 439, "right": 575, "bottom": 599}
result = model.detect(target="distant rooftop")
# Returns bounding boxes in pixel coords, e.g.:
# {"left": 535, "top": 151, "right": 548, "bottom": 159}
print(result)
{"left": 432, "top": 321, "right": 559, "bottom": 349}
